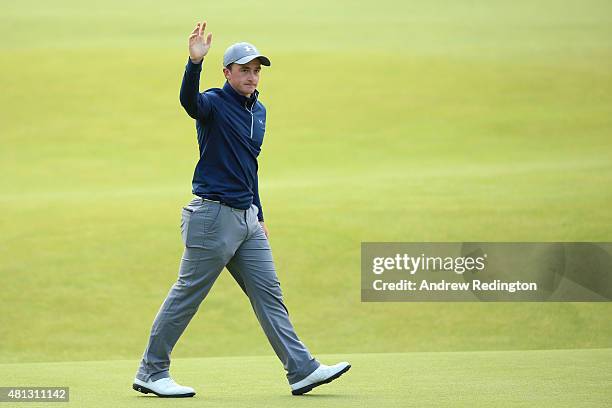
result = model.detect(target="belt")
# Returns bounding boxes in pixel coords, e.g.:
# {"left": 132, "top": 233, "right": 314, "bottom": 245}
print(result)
{"left": 198, "top": 196, "right": 246, "bottom": 212}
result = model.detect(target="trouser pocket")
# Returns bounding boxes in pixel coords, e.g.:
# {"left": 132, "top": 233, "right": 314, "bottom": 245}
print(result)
{"left": 180, "top": 201, "right": 221, "bottom": 248}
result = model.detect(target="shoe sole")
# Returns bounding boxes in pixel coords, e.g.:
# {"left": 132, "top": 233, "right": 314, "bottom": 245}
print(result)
{"left": 132, "top": 383, "right": 195, "bottom": 398}
{"left": 291, "top": 364, "right": 351, "bottom": 396}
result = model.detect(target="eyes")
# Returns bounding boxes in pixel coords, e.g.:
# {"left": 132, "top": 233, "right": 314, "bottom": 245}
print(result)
{"left": 241, "top": 68, "right": 260, "bottom": 74}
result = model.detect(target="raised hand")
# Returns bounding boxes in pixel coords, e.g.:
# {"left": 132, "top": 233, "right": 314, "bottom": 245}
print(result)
{"left": 188, "top": 21, "right": 212, "bottom": 63}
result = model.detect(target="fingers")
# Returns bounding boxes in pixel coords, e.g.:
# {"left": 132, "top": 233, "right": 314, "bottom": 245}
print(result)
{"left": 191, "top": 20, "right": 207, "bottom": 35}
{"left": 190, "top": 21, "right": 209, "bottom": 47}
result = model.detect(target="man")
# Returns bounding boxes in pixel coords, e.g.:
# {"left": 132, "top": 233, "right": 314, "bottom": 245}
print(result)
{"left": 132, "top": 21, "right": 351, "bottom": 398}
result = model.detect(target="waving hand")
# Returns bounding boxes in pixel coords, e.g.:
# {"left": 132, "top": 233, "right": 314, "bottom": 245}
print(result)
{"left": 188, "top": 21, "right": 212, "bottom": 63}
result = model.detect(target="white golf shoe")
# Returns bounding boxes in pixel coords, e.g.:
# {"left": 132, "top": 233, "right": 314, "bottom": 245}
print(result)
{"left": 132, "top": 377, "right": 196, "bottom": 398}
{"left": 290, "top": 361, "right": 351, "bottom": 395}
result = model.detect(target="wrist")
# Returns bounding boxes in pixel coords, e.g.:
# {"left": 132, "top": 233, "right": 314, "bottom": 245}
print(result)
{"left": 189, "top": 56, "right": 204, "bottom": 64}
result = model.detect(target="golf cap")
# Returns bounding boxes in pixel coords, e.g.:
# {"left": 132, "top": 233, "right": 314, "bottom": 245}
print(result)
{"left": 223, "top": 42, "right": 271, "bottom": 67}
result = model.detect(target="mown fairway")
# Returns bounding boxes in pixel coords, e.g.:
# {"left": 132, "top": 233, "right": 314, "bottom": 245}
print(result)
{"left": 1, "top": 350, "right": 611, "bottom": 407}
{"left": 1, "top": 1, "right": 611, "bottom": 406}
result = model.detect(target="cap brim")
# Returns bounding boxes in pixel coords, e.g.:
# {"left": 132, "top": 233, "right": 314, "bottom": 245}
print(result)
{"left": 233, "top": 54, "right": 271, "bottom": 66}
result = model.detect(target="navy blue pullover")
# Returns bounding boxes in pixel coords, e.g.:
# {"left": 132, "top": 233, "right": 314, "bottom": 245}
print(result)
{"left": 179, "top": 57, "right": 266, "bottom": 221}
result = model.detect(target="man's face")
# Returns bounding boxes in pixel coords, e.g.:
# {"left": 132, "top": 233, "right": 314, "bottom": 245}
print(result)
{"left": 224, "top": 59, "right": 262, "bottom": 97}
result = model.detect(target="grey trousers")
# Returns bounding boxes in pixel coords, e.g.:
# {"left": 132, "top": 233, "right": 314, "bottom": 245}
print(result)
{"left": 136, "top": 197, "right": 320, "bottom": 384}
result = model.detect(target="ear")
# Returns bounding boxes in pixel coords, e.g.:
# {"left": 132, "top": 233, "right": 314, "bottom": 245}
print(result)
{"left": 223, "top": 67, "right": 230, "bottom": 79}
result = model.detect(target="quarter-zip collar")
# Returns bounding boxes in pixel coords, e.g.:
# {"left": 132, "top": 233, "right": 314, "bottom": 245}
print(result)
{"left": 223, "top": 81, "right": 259, "bottom": 109}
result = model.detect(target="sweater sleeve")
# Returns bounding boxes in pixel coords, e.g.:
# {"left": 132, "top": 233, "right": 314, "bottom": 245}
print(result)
{"left": 179, "top": 57, "right": 213, "bottom": 120}
{"left": 253, "top": 174, "right": 264, "bottom": 222}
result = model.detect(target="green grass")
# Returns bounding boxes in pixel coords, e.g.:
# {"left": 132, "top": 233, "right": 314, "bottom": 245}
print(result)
{"left": 0, "top": 0, "right": 611, "bottom": 378}
{"left": 1, "top": 350, "right": 611, "bottom": 407}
